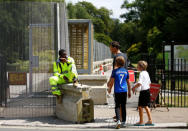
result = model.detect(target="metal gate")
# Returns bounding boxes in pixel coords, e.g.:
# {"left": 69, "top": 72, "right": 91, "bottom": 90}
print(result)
{"left": 141, "top": 54, "right": 188, "bottom": 107}
{"left": 160, "top": 59, "right": 188, "bottom": 107}
{"left": 0, "top": 2, "right": 68, "bottom": 118}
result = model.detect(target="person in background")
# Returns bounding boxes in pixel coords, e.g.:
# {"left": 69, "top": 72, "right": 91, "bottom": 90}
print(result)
{"left": 109, "top": 41, "right": 129, "bottom": 122}
{"left": 109, "top": 41, "right": 128, "bottom": 70}
{"left": 49, "top": 49, "right": 78, "bottom": 103}
{"left": 107, "top": 56, "right": 131, "bottom": 129}
{"left": 132, "top": 61, "right": 153, "bottom": 126}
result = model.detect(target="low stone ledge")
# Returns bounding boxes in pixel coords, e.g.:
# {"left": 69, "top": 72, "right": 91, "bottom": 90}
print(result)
{"left": 78, "top": 75, "right": 108, "bottom": 86}
{"left": 93, "top": 59, "right": 113, "bottom": 74}
{"left": 78, "top": 75, "right": 108, "bottom": 105}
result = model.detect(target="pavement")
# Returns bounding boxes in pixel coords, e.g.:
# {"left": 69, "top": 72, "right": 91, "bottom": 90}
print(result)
{"left": 0, "top": 102, "right": 187, "bottom": 129}
{"left": 0, "top": 70, "right": 188, "bottom": 129}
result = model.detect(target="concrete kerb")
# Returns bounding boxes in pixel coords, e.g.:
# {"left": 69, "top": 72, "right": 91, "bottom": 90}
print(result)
{"left": 0, "top": 120, "right": 187, "bottom": 129}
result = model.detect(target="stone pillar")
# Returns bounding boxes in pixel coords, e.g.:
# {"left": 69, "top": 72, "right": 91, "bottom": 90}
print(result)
{"left": 56, "top": 84, "right": 94, "bottom": 123}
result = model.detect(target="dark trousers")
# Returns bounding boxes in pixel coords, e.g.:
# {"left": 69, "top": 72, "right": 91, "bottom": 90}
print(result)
{"left": 114, "top": 92, "right": 127, "bottom": 122}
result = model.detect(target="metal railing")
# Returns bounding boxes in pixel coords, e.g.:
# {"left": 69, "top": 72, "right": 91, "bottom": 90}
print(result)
{"left": 160, "top": 59, "right": 188, "bottom": 107}
{"left": 93, "top": 40, "right": 112, "bottom": 62}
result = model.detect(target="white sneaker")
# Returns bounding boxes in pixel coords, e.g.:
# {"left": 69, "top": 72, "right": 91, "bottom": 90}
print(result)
{"left": 115, "top": 120, "right": 121, "bottom": 129}
{"left": 121, "top": 122, "right": 126, "bottom": 127}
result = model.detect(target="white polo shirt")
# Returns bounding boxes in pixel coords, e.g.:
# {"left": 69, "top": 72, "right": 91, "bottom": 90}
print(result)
{"left": 138, "top": 71, "right": 151, "bottom": 91}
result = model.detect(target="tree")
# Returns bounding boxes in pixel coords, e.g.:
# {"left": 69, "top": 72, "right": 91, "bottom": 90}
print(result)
{"left": 163, "top": 0, "right": 188, "bottom": 42}
{"left": 120, "top": 0, "right": 188, "bottom": 60}
{"left": 120, "top": 0, "right": 140, "bottom": 22}
{"left": 67, "top": 3, "right": 77, "bottom": 19}
{"left": 75, "top": 1, "right": 98, "bottom": 18}
{"left": 147, "top": 26, "right": 162, "bottom": 54}
{"left": 97, "top": 7, "right": 113, "bottom": 35}
{"left": 94, "top": 33, "right": 112, "bottom": 46}
{"left": 74, "top": 4, "right": 91, "bottom": 19}
{"left": 127, "top": 42, "right": 142, "bottom": 62}
{"left": 93, "top": 18, "right": 105, "bottom": 33}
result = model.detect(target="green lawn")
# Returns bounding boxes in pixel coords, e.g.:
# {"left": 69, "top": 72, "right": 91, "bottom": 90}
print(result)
{"left": 164, "top": 80, "right": 188, "bottom": 92}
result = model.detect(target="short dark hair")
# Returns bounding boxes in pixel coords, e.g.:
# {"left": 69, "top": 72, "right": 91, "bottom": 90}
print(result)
{"left": 110, "top": 41, "right": 120, "bottom": 49}
{"left": 59, "top": 49, "right": 66, "bottom": 56}
{"left": 116, "top": 56, "right": 125, "bottom": 67}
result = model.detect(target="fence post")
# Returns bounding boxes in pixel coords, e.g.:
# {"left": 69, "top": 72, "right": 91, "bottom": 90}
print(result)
{"left": 171, "top": 43, "right": 175, "bottom": 90}
{"left": 0, "top": 55, "right": 8, "bottom": 107}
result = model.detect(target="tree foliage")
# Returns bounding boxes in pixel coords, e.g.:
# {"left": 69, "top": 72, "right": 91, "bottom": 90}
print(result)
{"left": 94, "top": 33, "right": 112, "bottom": 46}
{"left": 120, "top": 0, "right": 188, "bottom": 62}
{"left": 67, "top": 0, "right": 188, "bottom": 62}
{"left": 1, "top": 0, "right": 187, "bottom": 64}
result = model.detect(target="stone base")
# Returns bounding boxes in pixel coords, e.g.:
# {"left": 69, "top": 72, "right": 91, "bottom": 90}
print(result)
{"left": 55, "top": 84, "right": 94, "bottom": 123}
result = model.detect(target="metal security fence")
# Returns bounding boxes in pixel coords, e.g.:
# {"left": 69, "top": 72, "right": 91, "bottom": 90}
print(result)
{"left": 0, "top": 1, "right": 68, "bottom": 118}
{"left": 93, "top": 40, "right": 112, "bottom": 62}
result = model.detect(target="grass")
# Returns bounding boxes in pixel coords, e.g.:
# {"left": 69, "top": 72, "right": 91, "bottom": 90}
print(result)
{"left": 160, "top": 95, "right": 188, "bottom": 107}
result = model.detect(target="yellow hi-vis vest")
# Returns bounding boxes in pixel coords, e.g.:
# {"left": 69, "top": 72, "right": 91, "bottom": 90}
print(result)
{"left": 53, "top": 56, "right": 78, "bottom": 79}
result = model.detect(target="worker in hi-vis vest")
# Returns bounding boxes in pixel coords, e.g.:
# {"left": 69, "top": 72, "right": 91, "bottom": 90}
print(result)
{"left": 49, "top": 49, "right": 78, "bottom": 98}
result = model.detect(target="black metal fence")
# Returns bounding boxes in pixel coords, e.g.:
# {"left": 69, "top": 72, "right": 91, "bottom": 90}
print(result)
{"left": 160, "top": 59, "right": 188, "bottom": 107}
{"left": 142, "top": 54, "right": 188, "bottom": 107}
